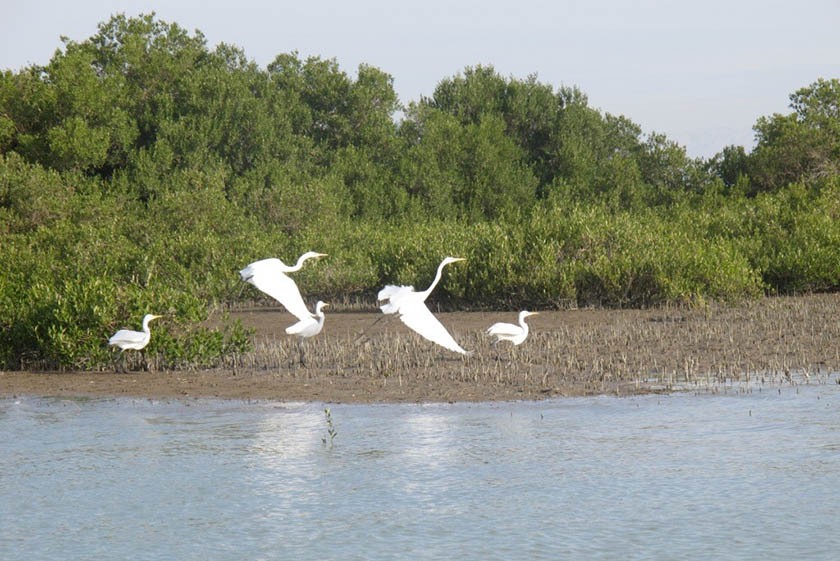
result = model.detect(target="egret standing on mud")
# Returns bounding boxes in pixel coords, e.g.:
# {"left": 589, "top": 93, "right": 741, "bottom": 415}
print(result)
{"left": 487, "top": 311, "right": 539, "bottom": 347}
{"left": 239, "top": 252, "right": 327, "bottom": 325}
{"left": 285, "top": 301, "right": 328, "bottom": 366}
{"left": 377, "top": 257, "right": 470, "bottom": 355}
{"left": 108, "top": 313, "right": 162, "bottom": 371}
{"left": 285, "top": 301, "right": 328, "bottom": 339}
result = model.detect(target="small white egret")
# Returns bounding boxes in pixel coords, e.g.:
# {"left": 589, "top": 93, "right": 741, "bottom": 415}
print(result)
{"left": 487, "top": 311, "right": 539, "bottom": 347}
{"left": 285, "top": 301, "right": 328, "bottom": 339}
{"left": 108, "top": 314, "right": 162, "bottom": 351}
{"left": 285, "top": 301, "right": 328, "bottom": 366}
{"left": 108, "top": 313, "right": 162, "bottom": 371}
{"left": 377, "top": 257, "right": 470, "bottom": 355}
{"left": 239, "top": 251, "right": 327, "bottom": 322}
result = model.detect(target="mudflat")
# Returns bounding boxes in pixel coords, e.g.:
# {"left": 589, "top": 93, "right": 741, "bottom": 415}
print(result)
{"left": 2, "top": 294, "right": 838, "bottom": 403}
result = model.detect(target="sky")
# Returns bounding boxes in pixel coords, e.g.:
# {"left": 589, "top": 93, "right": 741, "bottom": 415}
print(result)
{"left": 2, "top": 0, "right": 839, "bottom": 158}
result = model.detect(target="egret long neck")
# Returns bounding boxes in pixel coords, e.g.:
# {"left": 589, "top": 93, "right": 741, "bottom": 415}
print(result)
{"left": 288, "top": 254, "right": 309, "bottom": 272}
{"left": 420, "top": 261, "right": 448, "bottom": 300}
{"left": 519, "top": 316, "right": 530, "bottom": 335}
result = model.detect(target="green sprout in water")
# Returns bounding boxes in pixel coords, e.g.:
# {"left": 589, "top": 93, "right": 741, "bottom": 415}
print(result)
{"left": 322, "top": 407, "right": 338, "bottom": 448}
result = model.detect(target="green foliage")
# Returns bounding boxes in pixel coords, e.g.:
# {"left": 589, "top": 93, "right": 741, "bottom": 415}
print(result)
{"left": 0, "top": 155, "right": 254, "bottom": 369}
{"left": 1, "top": 14, "right": 838, "bottom": 369}
{"left": 150, "top": 316, "right": 253, "bottom": 370}
{"left": 736, "top": 78, "right": 840, "bottom": 193}
{"left": 400, "top": 107, "right": 537, "bottom": 221}
{"left": 749, "top": 181, "right": 840, "bottom": 292}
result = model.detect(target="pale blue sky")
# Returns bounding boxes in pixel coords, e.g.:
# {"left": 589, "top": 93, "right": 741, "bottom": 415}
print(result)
{"left": 3, "top": 0, "right": 839, "bottom": 158}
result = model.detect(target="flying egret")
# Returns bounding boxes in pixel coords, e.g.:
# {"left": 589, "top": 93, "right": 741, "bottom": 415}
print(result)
{"left": 487, "top": 311, "right": 539, "bottom": 347}
{"left": 239, "top": 251, "right": 327, "bottom": 322}
{"left": 377, "top": 257, "right": 470, "bottom": 355}
{"left": 285, "top": 301, "right": 328, "bottom": 366}
{"left": 108, "top": 313, "right": 162, "bottom": 371}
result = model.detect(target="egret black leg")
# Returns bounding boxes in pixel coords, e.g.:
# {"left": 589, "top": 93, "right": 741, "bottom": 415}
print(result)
{"left": 116, "top": 352, "right": 127, "bottom": 373}
{"left": 298, "top": 341, "right": 307, "bottom": 367}
{"left": 493, "top": 341, "right": 503, "bottom": 362}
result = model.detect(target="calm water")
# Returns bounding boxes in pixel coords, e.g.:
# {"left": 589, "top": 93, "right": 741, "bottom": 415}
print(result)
{"left": 2, "top": 379, "right": 839, "bottom": 561}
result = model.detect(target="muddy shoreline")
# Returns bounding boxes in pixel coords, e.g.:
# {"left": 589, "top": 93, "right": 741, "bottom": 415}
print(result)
{"left": 2, "top": 294, "right": 838, "bottom": 403}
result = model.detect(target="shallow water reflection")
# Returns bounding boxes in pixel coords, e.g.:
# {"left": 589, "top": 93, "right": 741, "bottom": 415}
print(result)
{"left": 2, "top": 379, "right": 839, "bottom": 560}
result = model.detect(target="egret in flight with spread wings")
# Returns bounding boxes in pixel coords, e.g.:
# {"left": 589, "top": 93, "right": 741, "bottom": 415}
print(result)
{"left": 487, "top": 311, "right": 539, "bottom": 347}
{"left": 239, "top": 252, "right": 327, "bottom": 322}
{"left": 285, "top": 301, "right": 328, "bottom": 366}
{"left": 377, "top": 257, "right": 470, "bottom": 355}
{"left": 108, "top": 313, "right": 162, "bottom": 371}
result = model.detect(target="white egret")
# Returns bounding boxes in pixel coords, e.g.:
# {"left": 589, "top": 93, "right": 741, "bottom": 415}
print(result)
{"left": 108, "top": 313, "right": 162, "bottom": 371}
{"left": 377, "top": 257, "right": 470, "bottom": 355}
{"left": 285, "top": 301, "right": 328, "bottom": 366}
{"left": 285, "top": 301, "right": 328, "bottom": 339}
{"left": 487, "top": 311, "right": 539, "bottom": 347}
{"left": 239, "top": 252, "right": 327, "bottom": 322}
{"left": 108, "top": 314, "right": 162, "bottom": 351}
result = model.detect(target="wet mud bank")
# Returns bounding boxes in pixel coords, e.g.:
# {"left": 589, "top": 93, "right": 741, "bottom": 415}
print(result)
{"left": 2, "top": 294, "right": 838, "bottom": 403}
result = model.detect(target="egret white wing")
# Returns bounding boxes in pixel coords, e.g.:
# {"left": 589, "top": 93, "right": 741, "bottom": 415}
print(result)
{"left": 109, "top": 329, "right": 147, "bottom": 349}
{"left": 241, "top": 259, "right": 312, "bottom": 321}
{"left": 397, "top": 301, "right": 469, "bottom": 355}
{"left": 285, "top": 316, "right": 319, "bottom": 336}
{"left": 377, "top": 284, "right": 416, "bottom": 314}
{"left": 377, "top": 284, "right": 405, "bottom": 301}
{"left": 487, "top": 322, "right": 521, "bottom": 337}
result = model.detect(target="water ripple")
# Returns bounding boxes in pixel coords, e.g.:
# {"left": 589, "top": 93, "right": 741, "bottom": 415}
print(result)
{"left": 1, "top": 383, "right": 839, "bottom": 560}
